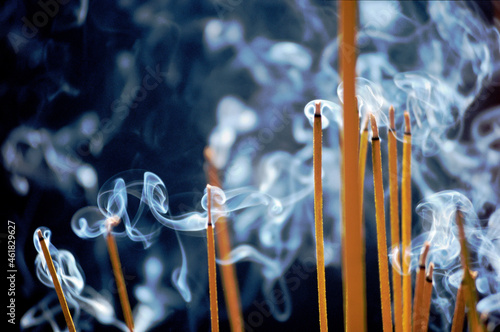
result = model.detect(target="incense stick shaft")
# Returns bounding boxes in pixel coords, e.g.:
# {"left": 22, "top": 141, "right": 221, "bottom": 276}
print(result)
{"left": 205, "top": 148, "right": 243, "bottom": 332}
{"left": 388, "top": 118, "right": 402, "bottom": 332}
{"left": 340, "top": 1, "right": 365, "bottom": 331}
{"left": 402, "top": 129, "right": 412, "bottom": 332}
{"left": 37, "top": 230, "right": 76, "bottom": 332}
{"left": 412, "top": 244, "right": 430, "bottom": 332}
{"left": 106, "top": 233, "right": 134, "bottom": 332}
{"left": 314, "top": 107, "right": 328, "bottom": 332}
{"left": 358, "top": 126, "right": 368, "bottom": 222}
{"left": 207, "top": 187, "right": 220, "bottom": 332}
{"left": 451, "top": 281, "right": 466, "bottom": 332}
{"left": 456, "top": 212, "right": 481, "bottom": 331}
{"left": 370, "top": 126, "right": 393, "bottom": 332}
{"left": 418, "top": 267, "right": 433, "bottom": 332}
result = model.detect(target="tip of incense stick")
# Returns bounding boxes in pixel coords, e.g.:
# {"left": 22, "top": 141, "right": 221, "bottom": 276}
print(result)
{"left": 419, "top": 242, "right": 431, "bottom": 267}
{"left": 389, "top": 106, "right": 395, "bottom": 129}
{"left": 204, "top": 146, "right": 214, "bottom": 163}
{"left": 361, "top": 115, "right": 369, "bottom": 131}
{"left": 106, "top": 216, "right": 121, "bottom": 233}
{"left": 206, "top": 184, "right": 212, "bottom": 226}
{"left": 315, "top": 101, "right": 321, "bottom": 116}
{"left": 404, "top": 111, "right": 411, "bottom": 133}
{"left": 37, "top": 229, "right": 44, "bottom": 240}
{"left": 369, "top": 113, "right": 379, "bottom": 138}
{"left": 426, "top": 263, "right": 434, "bottom": 282}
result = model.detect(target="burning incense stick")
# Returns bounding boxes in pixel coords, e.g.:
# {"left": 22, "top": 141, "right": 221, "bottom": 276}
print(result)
{"left": 204, "top": 147, "right": 243, "bottom": 332}
{"left": 456, "top": 210, "right": 482, "bottom": 332}
{"left": 451, "top": 276, "right": 466, "bottom": 332}
{"left": 206, "top": 185, "right": 220, "bottom": 332}
{"left": 339, "top": 1, "right": 365, "bottom": 331}
{"left": 401, "top": 111, "right": 412, "bottom": 332}
{"left": 313, "top": 101, "right": 328, "bottom": 331}
{"left": 106, "top": 217, "right": 134, "bottom": 332}
{"left": 387, "top": 106, "right": 402, "bottom": 332}
{"left": 418, "top": 263, "right": 434, "bottom": 332}
{"left": 369, "top": 114, "right": 393, "bottom": 332}
{"left": 37, "top": 230, "right": 76, "bottom": 332}
{"left": 412, "top": 242, "right": 430, "bottom": 332}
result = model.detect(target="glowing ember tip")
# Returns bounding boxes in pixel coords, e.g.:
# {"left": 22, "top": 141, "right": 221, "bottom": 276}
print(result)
{"left": 315, "top": 101, "right": 321, "bottom": 116}
{"left": 389, "top": 106, "right": 395, "bottom": 129}
{"left": 37, "top": 229, "right": 44, "bottom": 240}
{"left": 404, "top": 111, "right": 411, "bottom": 133}
{"left": 369, "top": 113, "right": 379, "bottom": 138}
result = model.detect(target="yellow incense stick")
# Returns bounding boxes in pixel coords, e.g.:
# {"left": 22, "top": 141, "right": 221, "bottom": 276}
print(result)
{"left": 204, "top": 147, "right": 243, "bottom": 332}
{"left": 418, "top": 263, "right": 434, "bottom": 332}
{"left": 313, "top": 101, "right": 328, "bottom": 332}
{"left": 451, "top": 277, "right": 466, "bottom": 332}
{"left": 412, "top": 242, "right": 430, "bottom": 332}
{"left": 401, "top": 111, "right": 412, "bottom": 332}
{"left": 339, "top": 1, "right": 365, "bottom": 331}
{"left": 37, "top": 230, "right": 76, "bottom": 332}
{"left": 388, "top": 106, "right": 402, "bottom": 332}
{"left": 106, "top": 217, "right": 134, "bottom": 332}
{"left": 206, "top": 185, "right": 220, "bottom": 332}
{"left": 456, "top": 210, "right": 482, "bottom": 332}
{"left": 369, "top": 114, "right": 393, "bottom": 332}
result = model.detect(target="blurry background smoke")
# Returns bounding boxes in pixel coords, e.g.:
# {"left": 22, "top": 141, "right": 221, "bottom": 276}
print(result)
{"left": 2, "top": 0, "right": 500, "bottom": 331}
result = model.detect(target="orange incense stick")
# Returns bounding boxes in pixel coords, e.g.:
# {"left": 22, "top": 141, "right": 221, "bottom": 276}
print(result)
{"left": 418, "top": 263, "right": 434, "bottom": 332}
{"left": 402, "top": 111, "right": 412, "bottom": 332}
{"left": 206, "top": 185, "right": 220, "bottom": 332}
{"left": 339, "top": 1, "right": 365, "bottom": 331}
{"left": 359, "top": 116, "right": 369, "bottom": 222}
{"left": 388, "top": 106, "right": 402, "bottom": 332}
{"left": 412, "top": 242, "right": 430, "bottom": 332}
{"left": 313, "top": 101, "right": 328, "bottom": 331}
{"left": 456, "top": 210, "right": 482, "bottom": 332}
{"left": 451, "top": 276, "right": 466, "bottom": 332}
{"left": 207, "top": 185, "right": 219, "bottom": 331}
{"left": 204, "top": 148, "right": 243, "bottom": 332}
{"left": 37, "top": 230, "right": 76, "bottom": 332}
{"left": 106, "top": 217, "right": 134, "bottom": 332}
{"left": 369, "top": 114, "right": 393, "bottom": 332}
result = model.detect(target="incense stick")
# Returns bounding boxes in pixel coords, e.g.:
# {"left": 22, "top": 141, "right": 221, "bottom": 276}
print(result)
{"left": 37, "top": 230, "right": 76, "bottom": 332}
{"left": 313, "top": 101, "right": 328, "bottom": 332}
{"left": 204, "top": 147, "right": 243, "bottom": 332}
{"left": 388, "top": 106, "right": 402, "bottom": 332}
{"left": 418, "top": 263, "right": 434, "bottom": 332}
{"left": 359, "top": 116, "right": 369, "bottom": 222}
{"left": 451, "top": 276, "right": 466, "bottom": 332}
{"left": 207, "top": 185, "right": 220, "bottom": 332}
{"left": 339, "top": 1, "right": 365, "bottom": 331}
{"left": 106, "top": 217, "right": 134, "bottom": 332}
{"left": 412, "top": 242, "right": 430, "bottom": 332}
{"left": 401, "top": 111, "right": 412, "bottom": 332}
{"left": 369, "top": 114, "right": 393, "bottom": 332}
{"left": 456, "top": 210, "right": 482, "bottom": 331}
